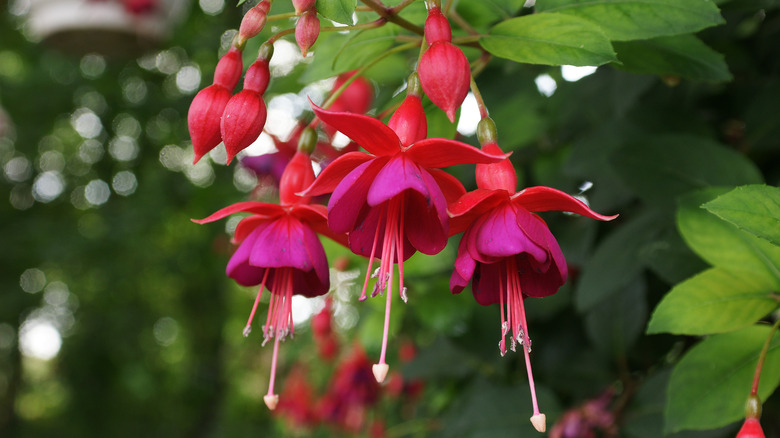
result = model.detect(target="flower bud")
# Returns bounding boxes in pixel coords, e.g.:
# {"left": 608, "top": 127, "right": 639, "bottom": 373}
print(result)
{"left": 475, "top": 127, "right": 516, "bottom": 193}
{"left": 424, "top": 6, "right": 451, "bottom": 45}
{"left": 188, "top": 48, "right": 245, "bottom": 162}
{"left": 295, "top": 9, "right": 320, "bottom": 56}
{"left": 221, "top": 91, "right": 267, "bottom": 163}
{"left": 188, "top": 85, "right": 232, "bottom": 163}
{"left": 388, "top": 91, "right": 427, "bottom": 147}
{"left": 213, "top": 47, "right": 243, "bottom": 90}
{"left": 737, "top": 418, "right": 766, "bottom": 438}
{"left": 279, "top": 150, "right": 315, "bottom": 205}
{"left": 237, "top": 1, "right": 271, "bottom": 47}
{"left": 418, "top": 42, "right": 470, "bottom": 123}
{"left": 122, "top": 0, "right": 155, "bottom": 15}
{"left": 292, "top": 0, "right": 315, "bottom": 15}
{"left": 244, "top": 59, "right": 270, "bottom": 95}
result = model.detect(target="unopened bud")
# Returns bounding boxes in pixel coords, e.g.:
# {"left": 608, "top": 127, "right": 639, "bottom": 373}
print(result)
{"left": 746, "top": 394, "right": 762, "bottom": 420}
{"left": 424, "top": 6, "right": 452, "bottom": 45}
{"left": 292, "top": 0, "right": 315, "bottom": 14}
{"left": 476, "top": 117, "right": 497, "bottom": 146}
{"left": 295, "top": 10, "right": 320, "bottom": 56}
{"left": 213, "top": 47, "right": 243, "bottom": 90}
{"left": 237, "top": 1, "right": 271, "bottom": 48}
{"left": 297, "top": 127, "right": 317, "bottom": 154}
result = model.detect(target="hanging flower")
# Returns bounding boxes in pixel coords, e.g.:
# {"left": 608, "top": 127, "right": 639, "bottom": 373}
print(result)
{"left": 448, "top": 117, "right": 617, "bottom": 432}
{"left": 193, "top": 145, "right": 346, "bottom": 410}
{"left": 302, "top": 74, "right": 506, "bottom": 382}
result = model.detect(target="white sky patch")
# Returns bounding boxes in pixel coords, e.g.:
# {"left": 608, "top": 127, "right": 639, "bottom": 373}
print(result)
{"left": 457, "top": 92, "right": 480, "bottom": 137}
{"left": 291, "top": 295, "right": 326, "bottom": 326}
{"left": 19, "top": 318, "right": 62, "bottom": 360}
{"left": 535, "top": 74, "right": 557, "bottom": 97}
{"left": 561, "top": 65, "right": 598, "bottom": 82}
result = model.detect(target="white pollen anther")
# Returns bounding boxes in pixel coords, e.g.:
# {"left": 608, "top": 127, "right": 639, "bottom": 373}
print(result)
{"left": 242, "top": 326, "right": 252, "bottom": 337}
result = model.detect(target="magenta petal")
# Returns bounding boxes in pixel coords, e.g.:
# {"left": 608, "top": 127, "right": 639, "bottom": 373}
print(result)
{"left": 233, "top": 215, "right": 269, "bottom": 243}
{"left": 514, "top": 208, "right": 554, "bottom": 269}
{"left": 474, "top": 203, "right": 548, "bottom": 263}
{"left": 192, "top": 201, "right": 283, "bottom": 224}
{"left": 328, "top": 158, "right": 385, "bottom": 234}
{"left": 366, "top": 155, "right": 428, "bottom": 207}
{"left": 471, "top": 262, "right": 502, "bottom": 306}
{"left": 227, "top": 226, "right": 266, "bottom": 286}
{"left": 448, "top": 189, "right": 509, "bottom": 236}
{"left": 300, "top": 151, "right": 372, "bottom": 197}
{"left": 517, "top": 254, "right": 565, "bottom": 298}
{"left": 249, "top": 216, "right": 312, "bottom": 271}
{"left": 451, "top": 233, "right": 476, "bottom": 292}
{"left": 291, "top": 224, "right": 330, "bottom": 297}
{"left": 311, "top": 102, "right": 401, "bottom": 157}
{"left": 405, "top": 138, "right": 508, "bottom": 168}
{"left": 513, "top": 186, "right": 618, "bottom": 220}
{"left": 403, "top": 169, "right": 449, "bottom": 255}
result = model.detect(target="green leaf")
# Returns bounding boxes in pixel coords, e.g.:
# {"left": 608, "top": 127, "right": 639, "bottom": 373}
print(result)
{"left": 613, "top": 35, "right": 732, "bottom": 82}
{"left": 647, "top": 267, "right": 778, "bottom": 335}
{"left": 611, "top": 134, "right": 763, "bottom": 209}
{"left": 703, "top": 184, "right": 780, "bottom": 247}
{"left": 665, "top": 325, "right": 780, "bottom": 433}
{"left": 316, "top": 0, "right": 357, "bottom": 25}
{"left": 677, "top": 189, "right": 780, "bottom": 288}
{"left": 536, "top": 0, "right": 725, "bottom": 41}
{"left": 481, "top": 13, "right": 617, "bottom": 67}
{"left": 575, "top": 211, "right": 661, "bottom": 312}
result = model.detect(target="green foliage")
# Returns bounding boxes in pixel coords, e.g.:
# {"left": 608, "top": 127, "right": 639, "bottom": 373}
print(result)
{"left": 665, "top": 326, "right": 780, "bottom": 433}
{"left": 703, "top": 185, "right": 780, "bottom": 247}
{"left": 613, "top": 35, "right": 732, "bottom": 82}
{"left": 316, "top": 0, "right": 357, "bottom": 25}
{"left": 481, "top": 13, "right": 618, "bottom": 66}
{"left": 535, "top": 0, "right": 725, "bottom": 41}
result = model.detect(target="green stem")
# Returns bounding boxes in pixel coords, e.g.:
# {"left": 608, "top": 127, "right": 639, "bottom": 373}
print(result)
{"left": 751, "top": 318, "right": 780, "bottom": 396}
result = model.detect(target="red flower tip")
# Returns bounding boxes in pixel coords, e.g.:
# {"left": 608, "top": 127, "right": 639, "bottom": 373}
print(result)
{"left": 388, "top": 94, "right": 427, "bottom": 147}
{"left": 237, "top": 1, "right": 270, "bottom": 45}
{"left": 279, "top": 151, "right": 315, "bottom": 205}
{"left": 418, "top": 42, "right": 470, "bottom": 123}
{"left": 213, "top": 47, "right": 243, "bottom": 90}
{"left": 424, "top": 6, "right": 451, "bottom": 45}
{"left": 295, "top": 10, "right": 320, "bottom": 56}
{"left": 221, "top": 90, "right": 267, "bottom": 164}
{"left": 331, "top": 71, "right": 374, "bottom": 115}
{"left": 737, "top": 418, "right": 765, "bottom": 438}
{"left": 292, "top": 0, "right": 315, "bottom": 15}
{"left": 244, "top": 58, "right": 271, "bottom": 95}
{"left": 188, "top": 84, "right": 232, "bottom": 163}
{"left": 476, "top": 142, "right": 516, "bottom": 193}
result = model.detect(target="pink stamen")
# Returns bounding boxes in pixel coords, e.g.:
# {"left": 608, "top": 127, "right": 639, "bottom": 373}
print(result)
{"left": 244, "top": 268, "right": 270, "bottom": 337}
{"left": 360, "top": 204, "right": 385, "bottom": 301}
{"left": 265, "top": 331, "right": 282, "bottom": 408}
{"left": 508, "top": 257, "right": 541, "bottom": 418}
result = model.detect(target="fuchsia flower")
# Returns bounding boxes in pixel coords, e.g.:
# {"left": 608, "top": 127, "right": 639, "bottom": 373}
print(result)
{"left": 448, "top": 118, "right": 617, "bottom": 432}
{"left": 737, "top": 419, "right": 766, "bottom": 438}
{"left": 236, "top": 0, "right": 270, "bottom": 47}
{"left": 303, "top": 75, "right": 506, "bottom": 382}
{"left": 194, "top": 147, "right": 346, "bottom": 411}
{"left": 418, "top": 6, "right": 470, "bottom": 123}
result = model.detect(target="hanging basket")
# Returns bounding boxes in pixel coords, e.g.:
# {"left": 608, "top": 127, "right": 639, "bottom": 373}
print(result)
{"left": 25, "top": 0, "right": 190, "bottom": 57}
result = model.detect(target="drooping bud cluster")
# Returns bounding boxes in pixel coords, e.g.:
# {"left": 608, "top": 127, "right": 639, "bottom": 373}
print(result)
{"left": 222, "top": 43, "right": 274, "bottom": 163}
{"left": 188, "top": 47, "right": 243, "bottom": 163}
{"left": 418, "top": 6, "right": 470, "bottom": 122}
